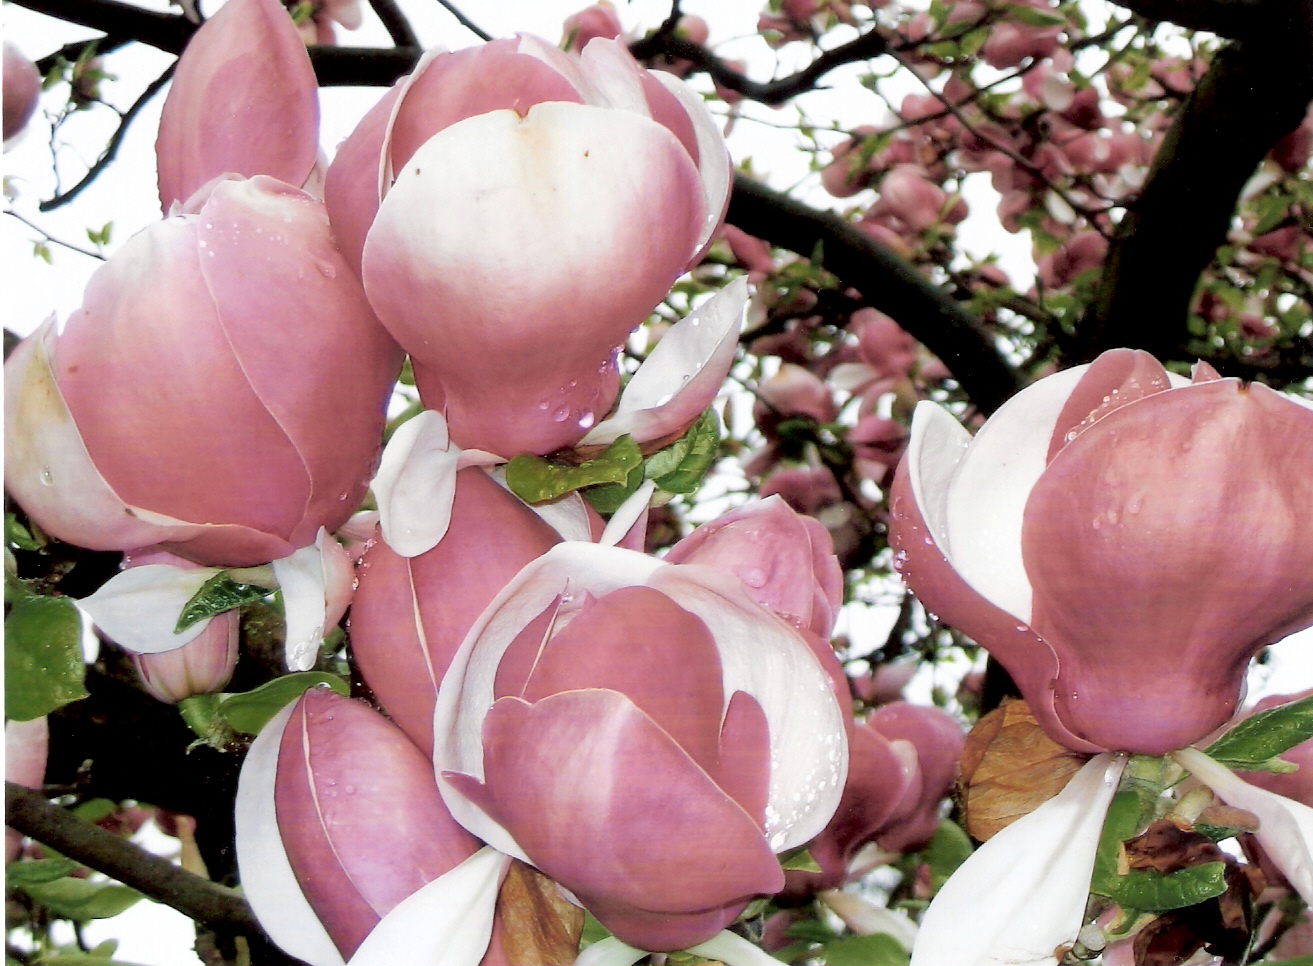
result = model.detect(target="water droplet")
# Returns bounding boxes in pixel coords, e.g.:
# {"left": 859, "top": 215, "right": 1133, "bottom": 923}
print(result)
{"left": 1070, "top": 691, "right": 1079, "bottom": 701}
{"left": 1015, "top": 624, "right": 1028, "bottom": 632}
{"left": 577, "top": 410, "right": 595, "bottom": 430}
{"left": 38, "top": 468, "right": 54, "bottom": 487}
{"left": 769, "top": 831, "right": 788, "bottom": 849}
{"left": 197, "top": 240, "right": 207, "bottom": 249}
{"left": 537, "top": 400, "right": 550, "bottom": 411}
{"left": 337, "top": 491, "right": 349, "bottom": 502}
{"left": 314, "top": 681, "right": 334, "bottom": 690}
{"left": 343, "top": 784, "right": 355, "bottom": 795}
{"left": 743, "top": 569, "right": 767, "bottom": 588}
{"left": 551, "top": 407, "right": 570, "bottom": 422}
{"left": 316, "top": 260, "right": 338, "bottom": 279}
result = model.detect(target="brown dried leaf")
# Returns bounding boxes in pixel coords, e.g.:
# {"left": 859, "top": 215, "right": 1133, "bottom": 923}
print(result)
{"left": 1124, "top": 821, "right": 1227, "bottom": 875}
{"left": 958, "top": 698, "right": 1091, "bottom": 841}
{"left": 493, "top": 860, "right": 585, "bottom": 966}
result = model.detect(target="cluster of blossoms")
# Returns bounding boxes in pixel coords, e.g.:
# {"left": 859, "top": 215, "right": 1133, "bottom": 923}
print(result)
{"left": 7, "top": 2, "right": 1313, "bottom": 966}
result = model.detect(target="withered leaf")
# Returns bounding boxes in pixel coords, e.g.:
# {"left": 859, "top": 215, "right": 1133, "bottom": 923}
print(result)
{"left": 1124, "top": 821, "right": 1227, "bottom": 875}
{"left": 494, "top": 860, "right": 585, "bottom": 966}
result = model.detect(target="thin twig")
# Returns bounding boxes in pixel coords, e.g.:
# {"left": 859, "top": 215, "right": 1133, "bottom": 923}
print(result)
{"left": 432, "top": 0, "right": 491, "bottom": 41}
{"left": 39, "top": 63, "right": 175, "bottom": 213}
{"left": 5, "top": 782, "right": 265, "bottom": 936}
{"left": 5, "top": 210, "right": 107, "bottom": 260}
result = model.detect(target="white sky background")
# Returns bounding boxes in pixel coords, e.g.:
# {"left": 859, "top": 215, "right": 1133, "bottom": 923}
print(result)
{"left": 4, "top": 1, "right": 1313, "bottom": 962}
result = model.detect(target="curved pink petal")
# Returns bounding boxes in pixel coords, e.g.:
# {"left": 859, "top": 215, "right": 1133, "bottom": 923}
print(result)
{"left": 1025, "top": 378, "right": 1313, "bottom": 753}
{"left": 580, "top": 278, "right": 745, "bottom": 448}
{"left": 453, "top": 690, "right": 783, "bottom": 950}
{"left": 888, "top": 410, "right": 1101, "bottom": 754}
{"left": 1044, "top": 348, "right": 1170, "bottom": 461}
{"left": 323, "top": 85, "right": 400, "bottom": 277}
{"left": 361, "top": 102, "right": 704, "bottom": 455}
{"left": 195, "top": 177, "right": 403, "bottom": 551}
{"left": 866, "top": 702, "right": 965, "bottom": 852}
{"left": 275, "top": 690, "right": 482, "bottom": 960}
{"left": 156, "top": 0, "right": 318, "bottom": 211}
{"left": 5, "top": 717, "right": 49, "bottom": 863}
{"left": 351, "top": 468, "right": 560, "bottom": 754}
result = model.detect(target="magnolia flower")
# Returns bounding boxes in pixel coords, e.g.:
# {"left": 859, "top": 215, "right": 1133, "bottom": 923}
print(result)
{"left": 155, "top": 0, "right": 319, "bottom": 210}
{"left": 435, "top": 542, "right": 848, "bottom": 952}
{"left": 324, "top": 34, "right": 730, "bottom": 455}
{"left": 4, "top": 176, "right": 402, "bottom": 568}
{"left": 5, "top": 717, "right": 49, "bottom": 863}
{"left": 235, "top": 689, "right": 510, "bottom": 966}
{"left": 890, "top": 348, "right": 1313, "bottom": 755}
{"left": 3, "top": 41, "right": 40, "bottom": 143}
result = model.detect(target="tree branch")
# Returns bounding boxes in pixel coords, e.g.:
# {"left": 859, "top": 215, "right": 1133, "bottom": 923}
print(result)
{"left": 365, "top": 0, "right": 419, "bottom": 49}
{"left": 1108, "top": 0, "right": 1308, "bottom": 43}
{"left": 5, "top": 782, "right": 264, "bottom": 935}
{"left": 728, "top": 174, "right": 1026, "bottom": 413}
{"left": 1076, "top": 39, "right": 1313, "bottom": 363}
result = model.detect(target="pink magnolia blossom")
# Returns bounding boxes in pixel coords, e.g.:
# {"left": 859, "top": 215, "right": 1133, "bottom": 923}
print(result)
{"left": 664, "top": 495, "right": 843, "bottom": 639}
{"left": 758, "top": 467, "right": 843, "bottom": 517}
{"left": 754, "top": 363, "right": 839, "bottom": 436}
{"left": 890, "top": 348, "right": 1313, "bottom": 755}
{"left": 324, "top": 35, "right": 730, "bottom": 455}
{"left": 235, "top": 689, "right": 509, "bottom": 965}
{"left": 1036, "top": 230, "right": 1108, "bottom": 290}
{"left": 349, "top": 467, "right": 561, "bottom": 755}
{"left": 435, "top": 543, "right": 848, "bottom": 952}
{"left": 121, "top": 549, "right": 239, "bottom": 703}
{"left": 562, "top": 2, "right": 624, "bottom": 50}
{"left": 4, "top": 177, "right": 402, "bottom": 567}
{"left": 155, "top": 0, "right": 319, "bottom": 211}
{"left": 981, "top": 19, "right": 1063, "bottom": 70}
{"left": 3, "top": 41, "right": 40, "bottom": 143}
{"left": 872, "top": 165, "right": 965, "bottom": 233}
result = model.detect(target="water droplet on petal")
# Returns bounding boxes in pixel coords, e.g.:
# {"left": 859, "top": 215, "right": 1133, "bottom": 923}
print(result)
{"left": 38, "top": 468, "right": 54, "bottom": 487}
{"left": 551, "top": 407, "right": 570, "bottom": 423}
{"left": 577, "top": 411, "right": 595, "bottom": 430}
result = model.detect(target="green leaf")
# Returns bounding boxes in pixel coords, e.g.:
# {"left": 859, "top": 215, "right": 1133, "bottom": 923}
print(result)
{"left": 218, "top": 673, "right": 349, "bottom": 735}
{"left": 5, "top": 592, "right": 87, "bottom": 720}
{"left": 645, "top": 409, "right": 721, "bottom": 496}
{"left": 920, "top": 819, "right": 973, "bottom": 892}
{"left": 19, "top": 877, "right": 144, "bottom": 921}
{"left": 1111, "top": 862, "right": 1228, "bottom": 912}
{"left": 1002, "top": 3, "right": 1067, "bottom": 25}
{"left": 4, "top": 857, "right": 82, "bottom": 885}
{"left": 779, "top": 847, "right": 822, "bottom": 873}
{"left": 1089, "top": 791, "right": 1142, "bottom": 897}
{"left": 175, "top": 572, "right": 271, "bottom": 633}
{"left": 6, "top": 512, "right": 42, "bottom": 551}
{"left": 821, "top": 934, "right": 909, "bottom": 966}
{"left": 1204, "top": 694, "right": 1313, "bottom": 771}
{"left": 505, "top": 436, "right": 643, "bottom": 505}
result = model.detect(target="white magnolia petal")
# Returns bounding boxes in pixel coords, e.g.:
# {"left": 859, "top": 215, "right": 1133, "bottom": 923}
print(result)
{"left": 828, "top": 361, "right": 879, "bottom": 394}
{"left": 372, "top": 410, "right": 504, "bottom": 558}
{"left": 909, "top": 753, "right": 1126, "bottom": 966}
{"left": 1173, "top": 747, "right": 1313, "bottom": 904}
{"left": 234, "top": 703, "right": 345, "bottom": 966}
{"left": 941, "top": 364, "right": 1089, "bottom": 624}
{"left": 688, "top": 929, "right": 791, "bottom": 966}
{"left": 597, "top": 480, "right": 654, "bottom": 549}
{"left": 316, "top": 528, "right": 355, "bottom": 631}
{"left": 377, "top": 45, "right": 445, "bottom": 199}
{"left": 79, "top": 564, "right": 220, "bottom": 653}
{"left": 579, "top": 278, "right": 746, "bottom": 448}
{"left": 648, "top": 69, "right": 733, "bottom": 256}
{"left": 347, "top": 846, "right": 510, "bottom": 966}
{"left": 530, "top": 490, "right": 596, "bottom": 542}
{"left": 577, "top": 38, "right": 650, "bottom": 113}
{"left": 272, "top": 540, "right": 330, "bottom": 671}
{"left": 905, "top": 400, "right": 973, "bottom": 557}
{"left": 819, "top": 890, "right": 918, "bottom": 949}
{"left": 573, "top": 937, "right": 650, "bottom": 966}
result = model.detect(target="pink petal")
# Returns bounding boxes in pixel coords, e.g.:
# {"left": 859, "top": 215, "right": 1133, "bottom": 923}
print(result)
{"left": 323, "top": 85, "right": 400, "bottom": 277}
{"left": 156, "top": 0, "right": 317, "bottom": 211}
{"left": 458, "top": 690, "right": 783, "bottom": 950}
{"left": 580, "top": 278, "right": 745, "bottom": 448}
{"left": 1045, "top": 348, "right": 1171, "bottom": 461}
{"left": 1025, "top": 378, "right": 1313, "bottom": 753}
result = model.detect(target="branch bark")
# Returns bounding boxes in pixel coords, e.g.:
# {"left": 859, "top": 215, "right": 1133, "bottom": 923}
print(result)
{"left": 1076, "top": 39, "right": 1313, "bottom": 363}
{"left": 728, "top": 173, "right": 1026, "bottom": 413}
{"left": 5, "top": 782, "right": 264, "bottom": 935}
{"left": 1109, "top": 0, "right": 1310, "bottom": 43}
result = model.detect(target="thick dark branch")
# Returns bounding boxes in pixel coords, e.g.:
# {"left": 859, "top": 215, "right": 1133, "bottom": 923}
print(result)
{"left": 729, "top": 174, "right": 1025, "bottom": 413}
{"left": 630, "top": 27, "right": 891, "bottom": 106}
{"left": 5, "top": 782, "right": 263, "bottom": 935}
{"left": 365, "top": 0, "right": 419, "bottom": 49}
{"left": 1109, "top": 0, "right": 1309, "bottom": 43}
{"left": 1077, "top": 39, "right": 1313, "bottom": 363}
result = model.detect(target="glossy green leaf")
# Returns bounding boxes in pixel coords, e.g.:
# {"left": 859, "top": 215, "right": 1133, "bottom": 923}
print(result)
{"left": 645, "top": 409, "right": 721, "bottom": 496}
{"left": 505, "top": 436, "right": 642, "bottom": 505}
{"left": 175, "top": 571, "right": 271, "bottom": 633}
{"left": 1204, "top": 694, "right": 1313, "bottom": 771}
{"left": 822, "top": 934, "right": 909, "bottom": 966}
{"left": 19, "top": 877, "right": 144, "bottom": 921}
{"left": 5, "top": 592, "right": 87, "bottom": 720}
{"left": 921, "top": 819, "right": 973, "bottom": 892}
{"left": 779, "top": 847, "right": 822, "bottom": 873}
{"left": 1112, "top": 862, "right": 1228, "bottom": 912}
{"left": 4, "top": 857, "right": 82, "bottom": 885}
{"left": 218, "top": 673, "right": 349, "bottom": 735}
{"left": 1089, "top": 791, "right": 1142, "bottom": 898}
{"left": 6, "top": 512, "right": 41, "bottom": 551}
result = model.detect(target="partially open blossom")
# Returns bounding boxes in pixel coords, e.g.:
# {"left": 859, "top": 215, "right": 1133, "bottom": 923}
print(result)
{"left": 235, "top": 689, "right": 509, "bottom": 965}
{"left": 121, "top": 549, "right": 239, "bottom": 703}
{"left": 981, "top": 17, "right": 1063, "bottom": 70}
{"left": 890, "top": 348, "right": 1313, "bottom": 755}
{"left": 324, "top": 35, "right": 730, "bottom": 455}
{"left": 155, "top": 0, "right": 319, "bottom": 210}
{"left": 562, "top": 2, "right": 624, "bottom": 50}
{"left": 871, "top": 165, "right": 964, "bottom": 233}
{"left": 754, "top": 363, "right": 838, "bottom": 437}
{"left": 4, "top": 176, "right": 401, "bottom": 567}
{"left": 3, "top": 41, "right": 41, "bottom": 143}
{"left": 435, "top": 543, "right": 848, "bottom": 952}
{"left": 664, "top": 494, "right": 843, "bottom": 640}
{"left": 758, "top": 467, "right": 843, "bottom": 517}
{"left": 1036, "top": 230, "right": 1107, "bottom": 290}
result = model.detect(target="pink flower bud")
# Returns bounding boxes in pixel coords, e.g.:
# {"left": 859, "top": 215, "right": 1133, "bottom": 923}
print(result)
{"left": 3, "top": 42, "right": 41, "bottom": 143}
{"left": 123, "top": 549, "right": 239, "bottom": 703}
{"left": 4, "top": 177, "right": 402, "bottom": 566}
{"left": 325, "top": 36, "right": 730, "bottom": 455}
{"left": 872, "top": 165, "right": 953, "bottom": 233}
{"left": 562, "top": 2, "right": 623, "bottom": 51}
{"left": 436, "top": 543, "right": 848, "bottom": 952}
{"left": 982, "top": 21, "right": 1063, "bottom": 70}
{"left": 754, "top": 363, "right": 838, "bottom": 436}
{"left": 1036, "top": 230, "right": 1108, "bottom": 289}
{"left": 890, "top": 348, "right": 1313, "bottom": 754}
{"left": 6, "top": 717, "right": 48, "bottom": 862}
{"left": 664, "top": 495, "right": 843, "bottom": 638}
{"left": 854, "top": 308, "right": 918, "bottom": 381}
{"left": 759, "top": 466, "right": 843, "bottom": 517}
